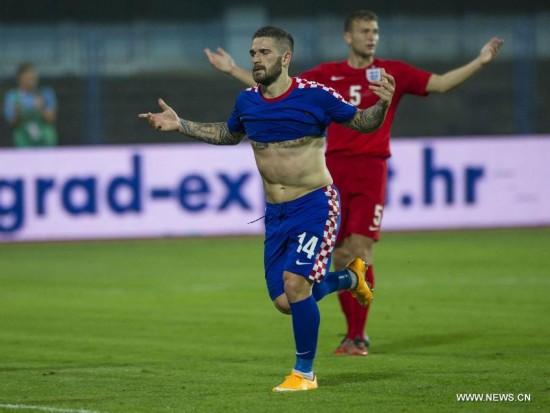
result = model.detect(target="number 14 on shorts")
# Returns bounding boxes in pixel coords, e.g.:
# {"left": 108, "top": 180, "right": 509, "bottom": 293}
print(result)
{"left": 297, "top": 232, "right": 319, "bottom": 260}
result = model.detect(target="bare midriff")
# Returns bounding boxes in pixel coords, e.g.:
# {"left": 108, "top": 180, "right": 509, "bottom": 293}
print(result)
{"left": 251, "top": 136, "right": 333, "bottom": 204}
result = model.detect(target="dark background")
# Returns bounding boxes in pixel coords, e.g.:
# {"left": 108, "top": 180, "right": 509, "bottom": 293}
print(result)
{"left": 0, "top": 0, "right": 547, "bottom": 147}
{"left": 1, "top": 0, "right": 548, "bottom": 22}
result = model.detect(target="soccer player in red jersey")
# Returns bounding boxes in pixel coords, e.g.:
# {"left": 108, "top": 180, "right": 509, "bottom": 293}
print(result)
{"left": 204, "top": 10, "right": 503, "bottom": 356}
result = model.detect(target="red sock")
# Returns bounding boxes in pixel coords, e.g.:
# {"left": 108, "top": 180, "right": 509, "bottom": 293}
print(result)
{"left": 337, "top": 290, "right": 354, "bottom": 337}
{"left": 366, "top": 265, "right": 375, "bottom": 290}
{"left": 348, "top": 266, "right": 375, "bottom": 341}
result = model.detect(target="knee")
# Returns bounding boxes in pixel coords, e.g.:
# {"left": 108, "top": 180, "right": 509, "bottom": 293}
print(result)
{"left": 333, "top": 245, "right": 352, "bottom": 268}
{"left": 348, "top": 237, "right": 375, "bottom": 265}
{"left": 273, "top": 297, "right": 291, "bottom": 315}
{"left": 283, "top": 276, "right": 302, "bottom": 299}
{"left": 283, "top": 272, "right": 311, "bottom": 303}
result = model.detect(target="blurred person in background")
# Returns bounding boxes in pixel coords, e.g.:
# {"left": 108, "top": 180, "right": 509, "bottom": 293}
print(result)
{"left": 205, "top": 10, "right": 503, "bottom": 356}
{"left": 3, "top": 63, "right": 58, "bottom": 147}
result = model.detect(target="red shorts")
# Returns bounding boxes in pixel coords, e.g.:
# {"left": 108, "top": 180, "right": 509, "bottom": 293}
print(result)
{"left": 326, "top": 154, "right": 387, "bottom": 243}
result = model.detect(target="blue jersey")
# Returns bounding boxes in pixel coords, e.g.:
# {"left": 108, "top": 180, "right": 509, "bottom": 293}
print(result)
{"left": 227, "top": 77, "right": 357, "bottom": 143}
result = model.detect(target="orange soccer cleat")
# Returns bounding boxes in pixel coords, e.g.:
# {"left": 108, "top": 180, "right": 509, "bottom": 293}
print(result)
{"left": 347, "top": 258, "right": 374, "bottom": 307}
{"left": 273, "top": 372, "right": 318, "bottom": 392}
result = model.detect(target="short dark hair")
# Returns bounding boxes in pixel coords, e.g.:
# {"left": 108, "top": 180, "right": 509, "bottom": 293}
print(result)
{"left": 252, "top": 26, "right": 294, "bottom": 53}
{"left": 344, "top": 10, "right": 379, "bottom": 32}
{"left": 16, "top": 62, "right": 35, "bottom": 78}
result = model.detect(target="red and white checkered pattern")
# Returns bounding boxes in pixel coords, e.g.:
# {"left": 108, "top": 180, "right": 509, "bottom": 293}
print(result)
{"left": 309, "top": 185, "right": 340, "bottom": 283}
{"left": 295, "top": 77, "right": 353, "bottom": 106}
{"left": 247, "top": 77, "right": 353, "bottom": 106}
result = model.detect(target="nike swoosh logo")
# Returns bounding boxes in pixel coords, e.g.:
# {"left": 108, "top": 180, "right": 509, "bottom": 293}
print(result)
{"left": 330, "top": 76, "right": 345, "bottom": 81}
{"left": 296, "top": 260, "right": 312, "bottom": 266}
{"left": 296, "top": 351, "right": 311, "bottom": 356}
{"left": 368, "top": 226, "right": 380, "bottom": 231}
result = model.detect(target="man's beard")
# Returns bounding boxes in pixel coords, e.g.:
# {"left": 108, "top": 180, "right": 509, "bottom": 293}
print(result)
{"left": 253, "top": 57, "right": 283, "bottom": 86}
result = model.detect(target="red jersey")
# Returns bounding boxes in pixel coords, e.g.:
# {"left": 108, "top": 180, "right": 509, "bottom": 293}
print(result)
{"left": 301, "top": 59, "right": 432, "bottom": 158}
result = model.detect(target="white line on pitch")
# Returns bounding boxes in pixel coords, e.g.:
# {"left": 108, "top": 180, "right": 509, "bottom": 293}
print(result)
{"left": 0, "top": 404, "right": 99, "bottom": 413}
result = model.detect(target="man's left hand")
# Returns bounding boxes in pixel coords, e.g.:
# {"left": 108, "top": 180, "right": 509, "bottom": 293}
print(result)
{"left": 479, "top": 37, "right": 504, "bottom": 65}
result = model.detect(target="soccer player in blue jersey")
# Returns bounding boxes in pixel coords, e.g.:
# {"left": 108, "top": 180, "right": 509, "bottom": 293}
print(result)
{"left": 139, "top": 26, "right": 395, "bottom": 391}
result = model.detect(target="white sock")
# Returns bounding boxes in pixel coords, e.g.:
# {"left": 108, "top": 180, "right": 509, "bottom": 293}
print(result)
{"left": 293, "top": 369, "right": 314, "bottom": 380}
{"left": 347, "top": 269, "right": 358, "bottom": 289}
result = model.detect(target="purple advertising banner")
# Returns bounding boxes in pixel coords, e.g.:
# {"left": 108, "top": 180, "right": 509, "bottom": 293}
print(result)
{"left": 384, "top": 136, "right": 550, "bottom": 230}
{"left": 0, "top": 143, "right": 265, "bottom": 241}
{"left": 1, "top": 136, "right": 549, "bottom": 242}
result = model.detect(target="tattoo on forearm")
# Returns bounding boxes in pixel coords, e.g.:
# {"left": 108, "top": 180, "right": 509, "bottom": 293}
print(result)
{"left": 178, "top": 119, "right": 244, "bottom": 145}
{"left": 344, "top": 101, "right": 387, "bottom": 133}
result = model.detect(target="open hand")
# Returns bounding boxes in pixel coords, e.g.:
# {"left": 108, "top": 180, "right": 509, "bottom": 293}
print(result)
{"left": 204, "top": 47, "right": 235, "bottom": 74}
{"left": 138, "top": 98, "right": 180, "bottom": 132}
{"left": 479, "top": 37, "right": 504, "bottom": 65}
{"left": 369, "top": 69, "right": 395, "bottom": 108}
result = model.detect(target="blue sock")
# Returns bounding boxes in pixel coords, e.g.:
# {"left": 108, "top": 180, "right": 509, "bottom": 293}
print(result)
{"left": 312, "top": 269, "right": 353, "bottom": 302}
{"left": 289, "top": 295, "right": 320, "bottom": 376}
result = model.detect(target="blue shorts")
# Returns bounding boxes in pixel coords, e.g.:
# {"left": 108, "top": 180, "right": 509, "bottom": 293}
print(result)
{"left": 264, "top": 185, "right": 341, "bottom": 300}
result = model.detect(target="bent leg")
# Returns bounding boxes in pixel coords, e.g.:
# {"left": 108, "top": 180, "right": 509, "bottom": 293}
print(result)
{"left": 311, "top": 267, "right": 357, "bottom": 301}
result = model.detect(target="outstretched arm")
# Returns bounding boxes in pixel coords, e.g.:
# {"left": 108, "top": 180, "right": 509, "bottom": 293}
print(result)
{"left": 343, "top": 71, "right": 395, "bottom": 134}
{"left": 138, "top": 98, "right": 245, "bottom": 145}
{"left": 178, "top": 119, "right": 244, "bottom": 145}
{"left": 204, "top": 47, "right": 255, "bottom": 87}
{"left": 426, "top": 37, "right": 504, "bottom": 93}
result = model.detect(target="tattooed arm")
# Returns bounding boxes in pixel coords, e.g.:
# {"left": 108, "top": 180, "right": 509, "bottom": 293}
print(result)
{"left": 341, "top": 70, "right": 396, "bottom": 134}
{"left": 178, "top": 119, "right": 244, "bottom": 145}
{"left": 138, "top": 98, "right": 245, "bottom": 145}
{"left": 342, "top": 101, "right": 388, "bottom": 134}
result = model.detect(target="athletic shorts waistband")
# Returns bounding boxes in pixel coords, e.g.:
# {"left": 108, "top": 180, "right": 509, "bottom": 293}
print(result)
{"left": 266, "top": 185, "right": 338, "bottom": 209}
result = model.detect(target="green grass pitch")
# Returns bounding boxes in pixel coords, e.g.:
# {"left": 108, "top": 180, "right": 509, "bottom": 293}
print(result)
{"left": 0, "top": 228, "right": 549, "bottom": 412}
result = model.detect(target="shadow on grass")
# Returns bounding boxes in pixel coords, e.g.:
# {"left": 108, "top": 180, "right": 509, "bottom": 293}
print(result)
{"left": 373, "top": 331, "right": 477, "bottom": 354}
{"left": 322, "top": 370, "right": 401, "bottom": 386}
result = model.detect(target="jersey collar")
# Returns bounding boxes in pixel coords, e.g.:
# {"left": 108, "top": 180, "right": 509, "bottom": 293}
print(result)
{"left": 259, "top": 78, "right": 297, "bottom": 102}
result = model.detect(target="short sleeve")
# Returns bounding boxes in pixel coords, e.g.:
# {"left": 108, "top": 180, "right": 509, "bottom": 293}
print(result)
{"left": 226, "top": 94, "right": 246, "bottom": 134}
{"left": 396, "top": 62, "right": 432, "bottom": 96}
{"left": 319, "top": 88, "right": 357, "bottom": 124}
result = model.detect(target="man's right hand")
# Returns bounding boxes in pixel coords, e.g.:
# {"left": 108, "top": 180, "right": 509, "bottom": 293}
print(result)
{"left": 138, "top": 98, "right": 181, "bottom": 132}
{"left": 478, "top": 37, "right": 504, "bottom": 65}
{"left": 204, "top": 47, "right": 235, "bottom": 74}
